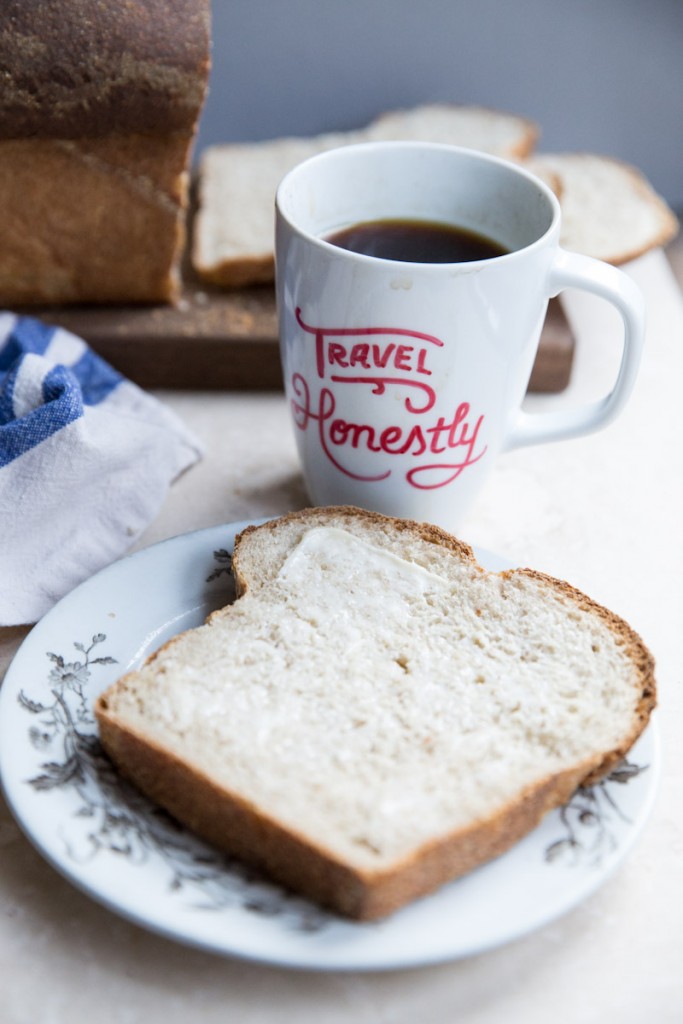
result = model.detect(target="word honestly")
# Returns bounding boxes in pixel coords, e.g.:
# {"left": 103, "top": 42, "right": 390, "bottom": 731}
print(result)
{"left": 291, "top": 309, "right": 488, "bottom": 489}
{"left": 291, "top": 377, "right": 486, "bottom": 489}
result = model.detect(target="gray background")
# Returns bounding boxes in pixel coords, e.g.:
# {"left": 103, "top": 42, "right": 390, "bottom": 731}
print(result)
{"left": 196, "top": 0, "right": 683, "bottom": 209}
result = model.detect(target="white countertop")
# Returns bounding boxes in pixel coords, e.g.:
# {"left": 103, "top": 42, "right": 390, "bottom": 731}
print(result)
{"left": 1, "top": 247, "right": 682, "bottom": 1022}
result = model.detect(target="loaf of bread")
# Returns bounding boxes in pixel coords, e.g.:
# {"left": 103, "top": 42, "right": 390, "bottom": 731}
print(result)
{"left": 524, "top": 153, "right": 679, "bottom": 264}
{"left": 0, "top": 0, "right": 210, "bottom": 306}
{"left": 192, "top": 105, "right": 538, "bottom": 288}
{"left": 95, "top": 507, "right": 655, "bottom": 920}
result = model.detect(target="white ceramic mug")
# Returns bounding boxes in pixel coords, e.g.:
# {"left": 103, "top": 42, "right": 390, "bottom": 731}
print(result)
{"left": 275, "top": 142, "right": 645, "bottom": 531}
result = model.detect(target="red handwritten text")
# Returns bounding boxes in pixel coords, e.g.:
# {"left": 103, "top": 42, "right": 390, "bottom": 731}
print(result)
{"left": 296, "top": 307, "right": 442, "bottom": 412}
{"left": 291, "top": 375, "right": 487, "bottom": 488}
{"left": 291, "top": 309, "right": 488, "bottom": 490}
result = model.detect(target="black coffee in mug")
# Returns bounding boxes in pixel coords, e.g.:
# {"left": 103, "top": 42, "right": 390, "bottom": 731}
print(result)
{"left": 325, "top": 218, "right": 508, "bottom": 263}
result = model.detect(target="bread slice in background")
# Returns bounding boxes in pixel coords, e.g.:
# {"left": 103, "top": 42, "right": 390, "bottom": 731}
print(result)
{"left": 193, "top": 130, "right": 360, "bottom": 288}
{"left": 192, "top": 104, "right": 538, "bottom": 287}
{"left": 364, "top": 103, "right": 537, "bottom": 155}
{"left": 524, "top": 153, "right": 679, "bottom": 265}
{"left": 95, "top": 506, "right": 656, "bottom": 920}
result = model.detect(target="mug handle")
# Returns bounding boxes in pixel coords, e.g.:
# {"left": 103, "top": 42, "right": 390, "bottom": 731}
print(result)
{"left": 505, "top": 249, "right": 645, "bottom": 449}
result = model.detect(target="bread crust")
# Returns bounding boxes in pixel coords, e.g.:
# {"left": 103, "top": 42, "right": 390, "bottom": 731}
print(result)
{"left": 95, "top": 505, "right": 657, "bottom": 920}
{"left": 0, "top": 0, "right": 211, "bottom": 139}
{"left": 193, "top": 253, "right": 278, "bottom": 290}
{"left": 96, "top": 705, "right": 605, "bottom": 919}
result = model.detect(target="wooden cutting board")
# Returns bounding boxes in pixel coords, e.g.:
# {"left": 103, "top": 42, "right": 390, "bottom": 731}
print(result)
{"left": 26, "top": 272, "right": 574, "bottom": 393}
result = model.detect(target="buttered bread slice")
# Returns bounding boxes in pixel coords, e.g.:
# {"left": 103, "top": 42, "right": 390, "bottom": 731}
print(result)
{"left": 95, "top": 507, "right": 655, "bottom": 920}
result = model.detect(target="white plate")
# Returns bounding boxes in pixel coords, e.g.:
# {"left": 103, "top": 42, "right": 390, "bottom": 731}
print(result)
{"left": 0, "top": 520, "right": 659, "bottom": 972}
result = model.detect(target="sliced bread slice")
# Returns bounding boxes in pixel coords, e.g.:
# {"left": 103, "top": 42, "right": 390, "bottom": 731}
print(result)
{"left": 95, "top": 506, "right": 655, "bottom": 920}
{"left": 524, "top": 152, "right": 679, "bottom": 264}
{"left": 364, "top": 103, "right": 538, "bottom": 155}
{"left": 191, "top": 104, "right": 538, "bottom": 287}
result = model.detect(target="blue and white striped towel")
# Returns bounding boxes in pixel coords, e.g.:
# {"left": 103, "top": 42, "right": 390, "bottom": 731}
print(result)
{"left": 0, "top": 313, "right": 203, "bottom": 625}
